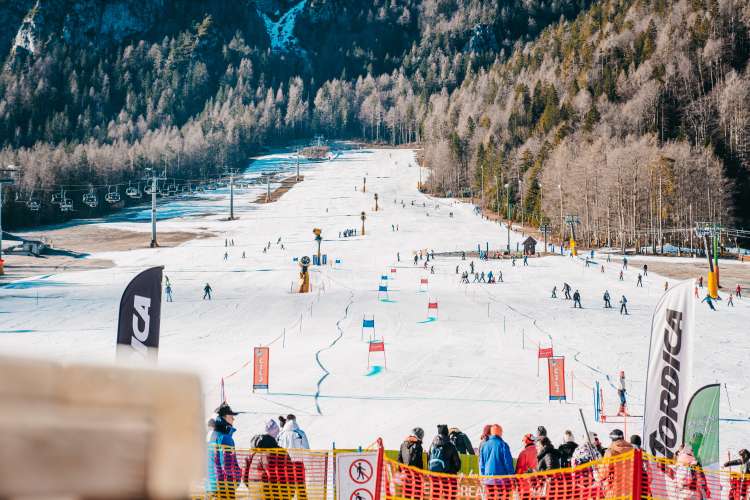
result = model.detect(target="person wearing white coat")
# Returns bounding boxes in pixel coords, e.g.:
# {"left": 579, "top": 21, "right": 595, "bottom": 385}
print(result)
{"left": 277, "top": 415, "right": 310, "bottom": 449}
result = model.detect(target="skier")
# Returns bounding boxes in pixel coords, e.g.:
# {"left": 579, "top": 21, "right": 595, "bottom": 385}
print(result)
{"left": 413, "top": 255, "right": 418, "bottom": 265}
{"left": 224, "top": 251, "right": 229, "bottom": 261}
{"left": 601, "top": 265, "right": 605, "bottom": 273}
{"left": 702, "top": 294, "right": 716, "bottom": 311}
{"left": 551, "top": 286, "right": 557, "bottom": 298}
{"left": 523, "top": 255, "right": 528, "bottom": 266}
{"left": 398, "top": 428, "right": 424, "bottom": 468}
{"left": 603, "top": 290, "right": 612, "bottom": 308}
{"left": 473, "top": 273, "right": 479, "bottom": 283}
{"left": 622, "top": 257, "right": 628, "bottom": 269}
{"left": 698, "top": 276, "right": 704, "bottom": 288}
{"left": 619, "top": 270, "right": 624, "bottom": 281}
{"left": 397, "top": 252, "right": 400, "bottom": 262}
{"left": 462, "top": 251, "right": 466, "bottom": 260}
{"left": 242, "top": 251, "right": 246, "bottom": 259}
{"left": 469, "top": 261, "right": 475, "bottom": 274}
{"left": 607, "top": 254, "right": 611, "bottom": 263}
{"left": 664, "top": 281, "right": 669, "bottom": 291}
{"left": 636, "top": 274, "right": 643, "bottom": 287}
{"left": 511, "top": 257, "right": 516, "bottom": 266}
{"left": 225, "top": 239, "right": 228, "bottom": 247}
{"left": 497, "top": 270, "right": 503, "bottom": 282}
{"left": 617, "top": 372, "right": 629, "bottom": 415}
{"left": 203, "top": 283, "right": 213, "bottom": 300}
{"left": 430, "top": 265, "right": 435, "bottom": 275}
{"left": 573, "top": 289, "right": 582, "bottom": 308}
{"left": 643, "top": 264, "right": 648, "bottom": 276}
{"left": 736, "top": 284, "right": 742, "bottom": 298}
{"left": 728, "top": 294, "right": 734, "bottom": 307}
{"left": 487, "top": 271, "right": 494, "bottom": 283}
{"left": 165, "top": 283, "right": 173, "bottom": 302}
{"left": 479, "top": 271, "right": 486, "bottom": 283}
{"left": 563, "top": 283, "right": 572, "bottom": 300}
{"left": 585, "top": 258, "right": 591, "bottom": 268}
{"left": 455, "top": 265, "right": 460, "bottom": 274}
{"left": 620, "top": 295, "right": 629, "bottom": 315}
{"left": 391, "top": 224, "right": 395, "bottom": 232}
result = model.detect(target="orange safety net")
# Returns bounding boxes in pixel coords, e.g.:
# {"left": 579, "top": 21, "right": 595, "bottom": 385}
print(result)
{"left": 198, "top": 445, "right": 332, "bottom": 500}
{"left": 641, "top": 452, "right": 750, "bottom": 500}
{"left": 382, "top": 450, "right": 636, "bottom": 500}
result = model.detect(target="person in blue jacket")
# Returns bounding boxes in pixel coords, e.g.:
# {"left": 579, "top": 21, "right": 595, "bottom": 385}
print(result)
{"left": 208, "top": 403, "right": 241, "bottom": 499}
{"left": 480, "top": 424, "right": 514, "bottom": 476}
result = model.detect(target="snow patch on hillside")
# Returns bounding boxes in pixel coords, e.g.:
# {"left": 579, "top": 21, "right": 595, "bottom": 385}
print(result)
{"left": 259, "top": 0, "right": 306, "bottom": 52}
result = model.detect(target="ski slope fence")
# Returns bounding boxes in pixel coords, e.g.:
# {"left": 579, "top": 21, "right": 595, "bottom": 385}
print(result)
{"left": 196, "top": 445, "right": 750, "bottom": 499}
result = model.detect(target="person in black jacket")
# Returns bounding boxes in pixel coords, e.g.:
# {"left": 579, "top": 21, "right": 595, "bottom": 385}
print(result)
{"left": 428, "top": 425, "right": 462, "bottom": 474}
{"left": 536, "top": 437, "right": 561, "bottom": 471}
{"left": 724, "top": 448, "right": 750, "bottom": 474}
{"left": 449, "top": 427, "right": 475, "bottom": 455}
{"left": 557, "top": 430, "right": 578, "bottom": 468}
{"left": 398, "top": 428, "right": 425, "bottom": 468}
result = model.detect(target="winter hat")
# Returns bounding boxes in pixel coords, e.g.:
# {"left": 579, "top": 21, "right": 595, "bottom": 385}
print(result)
{"left": 437, "top": 424, "right": 449, "bottom": 436}
{"left": 490, "top": 424, "right": 503, "bottom": 437}
{"left": 630, "top": 435, "right": 642, "bottom": 448}
{"left": 412, "top": 427, "right": 424, "bottom": 440}
{"left": 217, "top": 403, "right": 239, "bottom": 417}
{"left": 609, "top": 429, "right": 624, "bottom": 440}
{"left": 537, "top": 425, "right": 547, "bottom": 438}
{"left": 522, "top": 433, "right": 535, "bottom": 446}
{"left": 265, "top": 419, "right": 280, "bottom": 438}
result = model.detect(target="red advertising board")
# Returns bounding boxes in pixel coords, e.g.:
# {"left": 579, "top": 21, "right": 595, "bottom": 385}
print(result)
{"left": 538, "top": 347, "right": 554, "bottom": 358}
{"left": 547, "top": 356, "right": 566, "bottom": 401}
{"left": 253, "top": 346, "right": 269, "bottom": 390}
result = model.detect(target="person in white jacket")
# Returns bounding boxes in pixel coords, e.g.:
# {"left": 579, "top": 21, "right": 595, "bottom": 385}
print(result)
{"left": 277, "top": 414, "right": 310, "bottom": 449}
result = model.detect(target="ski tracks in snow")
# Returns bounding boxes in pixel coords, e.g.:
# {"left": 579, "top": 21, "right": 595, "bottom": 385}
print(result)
{"left": 313, "top": 290, "right": 354, "bottom": 415}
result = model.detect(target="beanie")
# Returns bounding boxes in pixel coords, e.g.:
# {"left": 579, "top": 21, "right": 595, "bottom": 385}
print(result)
{"left": 265, "top": 419, "right": 280, "bottom": 438}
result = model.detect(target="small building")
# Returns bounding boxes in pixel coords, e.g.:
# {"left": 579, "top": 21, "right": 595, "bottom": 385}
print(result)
{"left": 523, "top": 236, "right": 537, "bottom": 255}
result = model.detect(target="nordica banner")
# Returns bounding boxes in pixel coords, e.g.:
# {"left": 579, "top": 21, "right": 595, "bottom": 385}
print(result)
{"left": 117, "top": 266, "right": 164, "bottom": 350}
{"left": 683, "top": 383, "right": 720, "bottom": 467}
{"left": 643, "top": 279, "right": 694, "bottom": 459}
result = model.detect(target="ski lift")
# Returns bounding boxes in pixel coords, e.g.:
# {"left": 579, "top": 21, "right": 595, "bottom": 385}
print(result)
{"left": 167, "top": 183, "right": 177, "bottom": 196}
{"left": 60, "top": 198, "right": 73, "bottom": 212}
{"left": 26, "top": 200, "right": 40, "bottom": 211}
{"left": 83, "top": 190, "right": 98, "bottom": 208}
{"left": 125, "top": 182, "right": 141, "bottom": 199}
{"left": 14, "top": 192, "right": 27, "bottom": 203}
{"left": 50, "top": 191, "right": 63, "bottom": 204}
{"left": 104, "top": 186, "right": 121, "bottom": 203}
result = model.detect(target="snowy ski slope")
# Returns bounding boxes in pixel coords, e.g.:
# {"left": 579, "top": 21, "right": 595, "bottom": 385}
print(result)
{"left": 0, "top": 147, "right": 747, "bottom": 456}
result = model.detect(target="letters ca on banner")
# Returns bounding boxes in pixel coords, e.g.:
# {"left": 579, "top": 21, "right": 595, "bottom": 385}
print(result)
{"left": 116, "top": 266, "right": 163, "bottom": 349}
{"left": 643, "top": 279, "right": 694, "bottom": 460}
{"left": 253, "top": 347, "right": 270, "bottom": 390}
{"left": 547, "top": 357, "right": 566, "bottom": 400}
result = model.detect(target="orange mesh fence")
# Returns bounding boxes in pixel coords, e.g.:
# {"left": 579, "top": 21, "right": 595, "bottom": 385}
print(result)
{"left": 641, "top": 452, "right": 750, "bottom": 500}
{"left": 198, "top": 445, "right": 332, "bottom": 500}
{"left": 382, "top": 450, "right": 637, "bottom": 500}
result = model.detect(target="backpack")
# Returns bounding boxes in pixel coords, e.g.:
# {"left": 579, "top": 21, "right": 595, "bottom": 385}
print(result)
{"left": 429, "top": 446, "right": 446, "bottom": 472}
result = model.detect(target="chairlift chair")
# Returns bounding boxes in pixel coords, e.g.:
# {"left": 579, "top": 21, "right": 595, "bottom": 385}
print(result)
{"left": 83, "top": 190, "right": 98, "bottom": 208}
{"left": 50, "top": 192, "right": 63, "bottom": 205}
{"left": 26, "top": 200, "right": 40, "bottom": 211}
{"left": 126, "top": 182, "right": 141, "bottom": 199}
{"left": 104, "top": 186, "right": 121, "bottom": 203}
{"left": 144, "top": 183, "right": 155, "bottom": 195}
{"left": 60, "top": 198, "right": 73, "bottom": 212}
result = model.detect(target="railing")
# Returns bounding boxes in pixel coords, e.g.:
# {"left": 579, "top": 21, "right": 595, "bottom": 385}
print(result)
{"left": 196, "top": 445, "right": 750, "bottom": 500}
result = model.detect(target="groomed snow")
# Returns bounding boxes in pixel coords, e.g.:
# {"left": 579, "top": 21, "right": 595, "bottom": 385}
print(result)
{"left": 1, "top": 147, "right": 747, "bottom": 458}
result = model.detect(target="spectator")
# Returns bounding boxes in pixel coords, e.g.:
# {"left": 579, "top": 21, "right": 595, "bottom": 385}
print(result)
{"left": 724, "top": 449, "right": 750, "bottom": 473}
{"left": 449, "top": 426, "right": 475, "bottom": 455}
{"left": 630, "top": 435, "right": 642, "bottom": 450}
{"left": 478, "top": 424, "right": 492, "bottom": 455}
{"left": 398, "top": 427, "right": 425, "bottom": 468}
{"left": 479, "top": 424, "right": 514, "bottom": 476}
{"left": 536, "top": 437, "right": 561, "bottom": 471}
{"left": 516, "top": 433, "right": 537, "bottom": 474}
{"left": 572, "top": 434, "right": 602, "bottom": 467}
{"left": 558, "top": 430, "right": 578, "bottom": 468}
{"left": 604, "top": 429, "right": 633, "bottom": 458}
{"left": 207, "top": 404, "right": 241, "bottom": 500}
{"left": 428, "top": 425, "right": 462, "bottom": 474}
{"left": 277, "top": 414, "right": 310, "bottom": 449}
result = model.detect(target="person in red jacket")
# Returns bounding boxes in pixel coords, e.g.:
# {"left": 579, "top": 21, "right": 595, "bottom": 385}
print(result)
{"left": 516, "top": 433, "right": 537, "bottom": 474}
